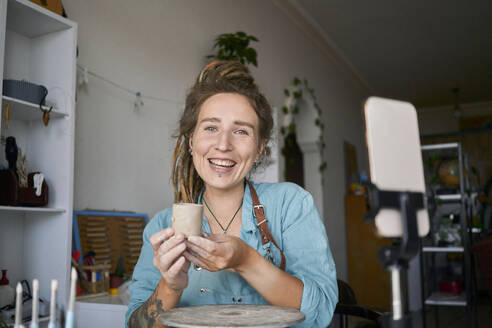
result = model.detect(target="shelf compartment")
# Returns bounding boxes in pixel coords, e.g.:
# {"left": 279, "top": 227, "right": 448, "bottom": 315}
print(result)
{"left": 6, "top": 0, "right": 75, "bottom": 38}
{"left": 422, "top": 246, "right": 464, "bottom": 253}
{"left": 0, "top": 205, "right": 65, "bottom": 213}
{"left": 2, "top": 95, "right": 68, "bottom": 120}
{"left": 425, "top": 292, "right": 466, "bottom": 306}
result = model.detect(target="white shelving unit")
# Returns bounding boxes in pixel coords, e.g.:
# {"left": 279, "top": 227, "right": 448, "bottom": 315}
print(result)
{"left": 0, "top": 0, "right": 77, "bottom": 309}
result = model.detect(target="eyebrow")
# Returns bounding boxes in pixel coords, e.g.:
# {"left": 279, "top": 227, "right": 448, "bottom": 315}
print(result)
{"left": 199, "top": 117, "right": 255, "bottom": 130}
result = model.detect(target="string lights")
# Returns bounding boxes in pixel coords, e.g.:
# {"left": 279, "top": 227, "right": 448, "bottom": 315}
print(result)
{"left": 76, "top": 65, "right": 183, "bottom": 111}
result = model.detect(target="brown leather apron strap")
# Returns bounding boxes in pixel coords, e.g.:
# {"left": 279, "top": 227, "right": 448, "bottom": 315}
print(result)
{"left": 248, "top": 181, "right": 286, "bottom": 271}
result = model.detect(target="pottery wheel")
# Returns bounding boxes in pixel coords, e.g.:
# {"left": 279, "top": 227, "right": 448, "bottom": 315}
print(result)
{"left": 158, "top": 304, "right": 305, "bottom": 328}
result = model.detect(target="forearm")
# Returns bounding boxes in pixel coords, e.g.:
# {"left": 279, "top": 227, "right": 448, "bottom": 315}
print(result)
{"left": 128, "top": 278, "right": 182, "bottom": 328}
{"left": 235, "top": 246, "right": 303, "bottom": 309}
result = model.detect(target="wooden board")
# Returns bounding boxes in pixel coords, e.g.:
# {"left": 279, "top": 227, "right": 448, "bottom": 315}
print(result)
{"left": 158, "top": 304, "right": 305, "bottom": 328}
{"left": 74, "top": 212, "right": 147, "bottom": 275}
{"left": 345, "top": 194, "right": 391, "bottom": 310}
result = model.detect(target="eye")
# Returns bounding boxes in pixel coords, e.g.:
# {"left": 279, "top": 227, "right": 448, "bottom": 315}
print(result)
{"left": 235, "top": 129, "right": 249, "bottom": 135}
{"left": 204, "top": 126, "right": 217, "bottom": 132}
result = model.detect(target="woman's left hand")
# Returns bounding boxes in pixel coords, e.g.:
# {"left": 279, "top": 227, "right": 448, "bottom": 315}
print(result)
{"left": 183, "top": 234, "right": 250, "bottom": 272}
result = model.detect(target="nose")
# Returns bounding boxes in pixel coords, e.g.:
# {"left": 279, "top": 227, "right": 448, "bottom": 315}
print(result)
{"left": 215, "top": 131, "right": 232, "bottom": 151}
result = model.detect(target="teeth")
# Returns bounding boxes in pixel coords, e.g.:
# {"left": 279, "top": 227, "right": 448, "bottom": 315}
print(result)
{"left": 209, "top": 159, "right": 235, "bottom": 167}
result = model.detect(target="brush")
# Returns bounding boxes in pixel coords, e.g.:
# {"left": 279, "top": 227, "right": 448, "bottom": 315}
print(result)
{"left": 47, "top": 280, "right": 57, "bottom": 328}
{"left": 29, "top": 279, "right": 39, "bottom": 328}
{"left": 64, "top": 268, "right": 77, "bottom": 328}
{"left": 14, "top": 282, "right": 22, "bottom": 328}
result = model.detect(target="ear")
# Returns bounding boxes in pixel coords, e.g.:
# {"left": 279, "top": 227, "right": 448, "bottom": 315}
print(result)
{"left": 188, "top": 134, "right": 193, "bottom": 150}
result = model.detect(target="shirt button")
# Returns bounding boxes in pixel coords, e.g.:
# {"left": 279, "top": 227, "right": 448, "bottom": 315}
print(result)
{"left": 237, "top": 298, "right": 242, "bottom": 303}
{"left": 232, "top": 297, "right": 236, "bottom": 302}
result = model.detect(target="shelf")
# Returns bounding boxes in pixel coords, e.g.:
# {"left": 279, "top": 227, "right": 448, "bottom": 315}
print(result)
{"left": 6, "top": 0, "right": 75, "bottom": 38}
{"left": 0, "top": 205, "right": 65, "bottom": 213}
{"left": 421, "top": 143, "right": 459, "bottom": 151}
{"left": 435, "top": 194, "right": 462, "bottom": 202}
{"left": 423, "top": 246, "right": 464, "bottom": 253}
{"left": 2, "top": 95, "right": 68, "bottom": 121}
{"left": 425, "top": 292, "right": 466, "bottom": 306}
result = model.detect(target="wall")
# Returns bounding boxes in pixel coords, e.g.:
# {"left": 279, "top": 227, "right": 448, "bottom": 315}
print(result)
{"left": 62, "top": 0, "right": 370, "bottom": 280}
{"left": 418, "top": 101, "right": 492, "bottom": 136}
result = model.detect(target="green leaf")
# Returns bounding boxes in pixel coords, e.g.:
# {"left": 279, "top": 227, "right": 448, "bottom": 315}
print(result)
{"left": 284, "top": 89, "right": 290, "bottom": 96}
{"left": 289, "top": 123, "right": 296, "bottom": 133}
{"left": 289, "top": 158, "right": 295, "bottom": 165}
{"left": 293, "top": 91, "right": 302, "bottom": 99}
{"left": 280, "top": 126, "right": 286, "bottom": 135}
{"left": 282, "top": 106, "right": 288, "bottom": 114}
{"left": 319, "top": 162, "right": 327, "bottom": 171}
{"left": 430, "top": 174, "right": 439, "bottom": 185}
{"left": 293, "top": 106, "right": 299, "bottom": 114}
{"left": 293, "top": 77, "right": 301, "bottom": 85}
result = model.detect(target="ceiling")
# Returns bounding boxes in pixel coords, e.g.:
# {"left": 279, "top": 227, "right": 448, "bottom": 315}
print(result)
{"left": 294, "top": 0, "right": 492, "bottom": 108}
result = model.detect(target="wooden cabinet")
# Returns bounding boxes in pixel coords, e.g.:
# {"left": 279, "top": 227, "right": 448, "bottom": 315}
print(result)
{"left": 345, "top": 194, "right": 391, "bottom": 309}
{"left": 0, "top": 0, "right": 77, "bottom": 305}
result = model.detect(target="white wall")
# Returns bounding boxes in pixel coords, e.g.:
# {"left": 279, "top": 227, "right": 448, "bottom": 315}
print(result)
{"left": 63, "top": 0, "right": 369, "bottom": 281}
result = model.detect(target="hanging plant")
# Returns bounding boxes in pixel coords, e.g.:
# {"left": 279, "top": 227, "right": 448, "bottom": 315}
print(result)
{"left": 280, "top": 77, "right": 327, "bottom": 183}
{"left": 207, "top": 31, "right": 259, "bottom": 66}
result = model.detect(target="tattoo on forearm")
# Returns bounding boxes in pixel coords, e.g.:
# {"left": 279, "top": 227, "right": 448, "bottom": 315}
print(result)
{"left": 129, "top": 288, "right": 164, "bottom": 328}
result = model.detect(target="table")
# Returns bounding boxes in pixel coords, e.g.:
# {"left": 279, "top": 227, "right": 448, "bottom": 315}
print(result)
{"left": 158, "top": 304, "right": 305, "bottom": 328}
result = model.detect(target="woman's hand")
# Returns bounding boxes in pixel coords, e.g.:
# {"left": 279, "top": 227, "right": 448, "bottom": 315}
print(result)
{"left": 183, "top": 234, "right": 251, "bottom": 272}
{"left": 150, "top": 228, "right": 191, "bottom": 291}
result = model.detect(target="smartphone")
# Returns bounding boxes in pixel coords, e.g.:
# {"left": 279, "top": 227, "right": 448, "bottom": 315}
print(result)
{"left": 364, "top": 96, "right": 430, "bottom": 237}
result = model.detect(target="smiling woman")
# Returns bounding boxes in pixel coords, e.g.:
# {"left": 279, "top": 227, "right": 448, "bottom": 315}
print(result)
{"left": 126, "top": 61, "right": 338, "bottom": 328}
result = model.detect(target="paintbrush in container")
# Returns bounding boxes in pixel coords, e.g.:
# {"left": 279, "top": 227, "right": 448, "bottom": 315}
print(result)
{"left": 64, "top": 268, "right": 77, "bottom": 328}
{"left": 14, "top": 282, "right": 22, "bottom": 328}
{"left": 29, "top": 279, "right": 39, "bottom": 328}
{"left": 47, "top": 280, "right": 57, "bottom": 328}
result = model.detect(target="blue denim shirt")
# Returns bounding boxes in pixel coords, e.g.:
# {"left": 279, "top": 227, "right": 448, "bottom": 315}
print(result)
{"left": 126, "top": 182, "right": 338, "bottom": 327}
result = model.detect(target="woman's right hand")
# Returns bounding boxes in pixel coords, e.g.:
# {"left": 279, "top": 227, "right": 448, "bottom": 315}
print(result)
{"left": 150, "top": 228, "right": 190, "bottom": 292}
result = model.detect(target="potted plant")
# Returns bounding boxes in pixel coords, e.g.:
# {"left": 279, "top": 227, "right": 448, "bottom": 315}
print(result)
{"left": 207, "top": 31, "right": 259, "bottom": 66}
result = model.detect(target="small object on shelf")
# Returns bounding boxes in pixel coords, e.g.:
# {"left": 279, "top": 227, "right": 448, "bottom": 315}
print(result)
{"left": 73, "top": 262, "right": 110, "bottom": 296}
{"left": 42, "top": 110, "right": 50, "bottom": 126}
{"left": 438, "top": 159, "right": 460, "bottom": 187}
{"left": 17, "top": 149, "right": 27, "bottom": 188}
{"left": 438, "top": 280, "right": 463, "bottom": 294}
{"left": 29, "top": 0, "right": 64, "bottom": 16}
{"left": 0, "top": 170, "right": 49, "bottom": 206}
{"left": 0, "top": 270, "right": 15, "bottom": 309}
{"left": 5, "top": 136, "right": 18, "bottom": 172}
{"left": 3, "top": 103, "right": 11, "bottom": 129}
{"left": 2, "top": 80, "right": 49, "bottom": 111}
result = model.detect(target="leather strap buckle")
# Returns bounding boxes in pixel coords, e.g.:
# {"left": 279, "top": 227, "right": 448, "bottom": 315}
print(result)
{"left": 252, "top": 204, "right": 265, "bottom": 217}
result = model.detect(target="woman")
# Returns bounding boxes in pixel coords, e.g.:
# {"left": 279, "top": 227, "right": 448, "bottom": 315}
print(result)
{"left": 126, "top": 61, "right": 338, "bottom": 327}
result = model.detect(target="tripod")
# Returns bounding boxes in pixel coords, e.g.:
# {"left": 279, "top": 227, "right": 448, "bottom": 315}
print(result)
{"left": 364, "top": 183, "right": 426, "bottom": 328}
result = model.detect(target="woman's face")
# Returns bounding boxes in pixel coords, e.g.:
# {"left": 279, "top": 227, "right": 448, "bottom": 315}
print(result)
{"left": 190, "top": 93, "right": 263, "bottom": 193}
